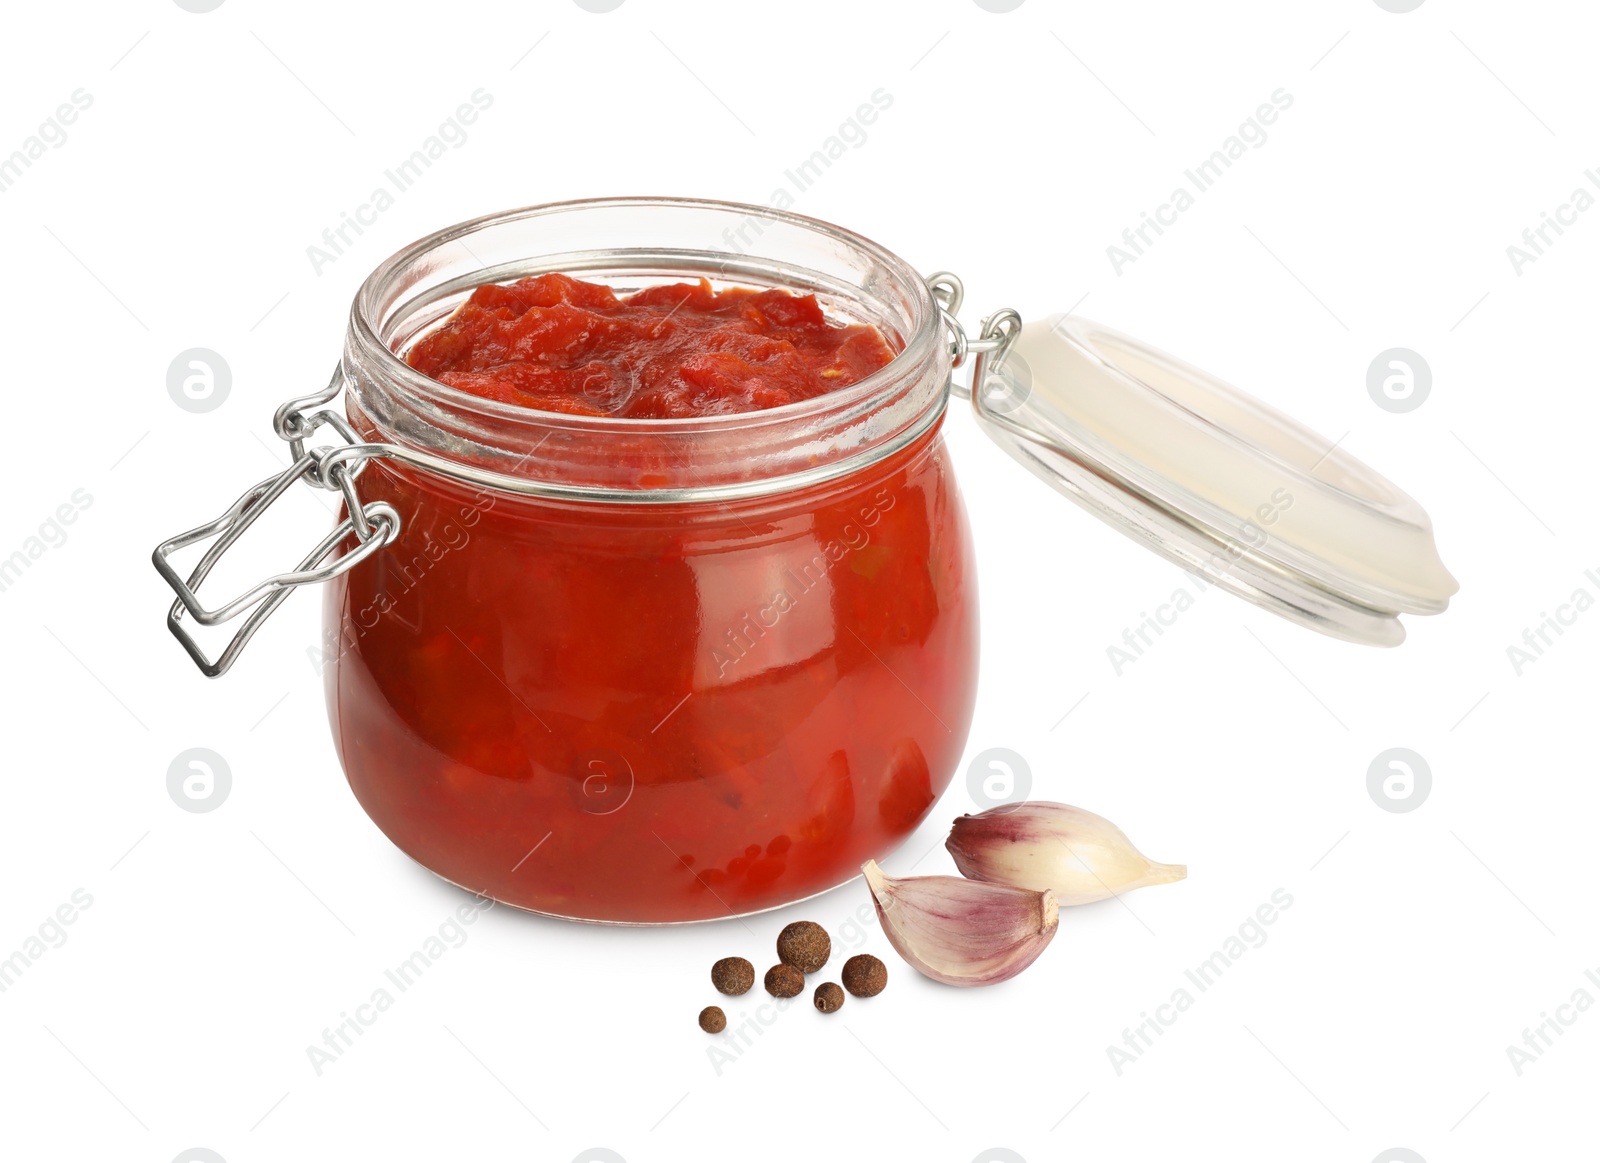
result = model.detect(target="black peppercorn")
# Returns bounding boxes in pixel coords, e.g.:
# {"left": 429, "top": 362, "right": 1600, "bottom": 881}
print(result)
{"left": 813, "top": 982, "right": 844, "bottom": 1014}
{"left": 711, "top": 956, "right": 755, "bottom": 996}
{"left": 777, "top": 920, "right": 831, "bottom": 973}
{"left": 763, "top": 963, "right": 805, "bottom": 998}
{"left": 841, "top": 954, "right": 887, "bottom": 998}
{"left": 698, "top": 1006, "right": 726, "bottom": 1033}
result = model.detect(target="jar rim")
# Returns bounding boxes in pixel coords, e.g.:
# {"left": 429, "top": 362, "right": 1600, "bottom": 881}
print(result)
{"left": 349, "top": 195, "right": 945, "bottom": 434}
{"left": 340, "top": 196, "right": 955, "bottom": 502}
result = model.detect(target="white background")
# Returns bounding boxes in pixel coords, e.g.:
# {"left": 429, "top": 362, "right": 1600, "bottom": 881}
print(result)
{"left": 1, "top": 2, "right": 1595, "bottom": 1161}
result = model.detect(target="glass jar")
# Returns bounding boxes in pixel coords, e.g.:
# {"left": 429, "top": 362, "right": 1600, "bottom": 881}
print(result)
{"left": 322, "top": 199, "right": 976, "bottom": 923}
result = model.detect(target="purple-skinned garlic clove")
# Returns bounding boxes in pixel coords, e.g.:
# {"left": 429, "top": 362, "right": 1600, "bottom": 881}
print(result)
{"left": 861, "top": 859, "right": 1058, "bottom": 987}
{"left": 946, "top": 802, "right": 1186, "bottom": 906}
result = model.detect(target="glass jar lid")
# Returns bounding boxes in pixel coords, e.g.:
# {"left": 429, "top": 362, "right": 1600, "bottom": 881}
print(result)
{"left": 970, "top": 314, "right": 1457, "bottom": 646}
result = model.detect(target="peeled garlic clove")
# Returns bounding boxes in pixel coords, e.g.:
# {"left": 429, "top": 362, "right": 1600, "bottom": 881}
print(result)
{"left": 946, "top": 802, "right": 1185, "bottom": 906}
{"left": 861, "top": 859, "right": 1057, "bottom": 987}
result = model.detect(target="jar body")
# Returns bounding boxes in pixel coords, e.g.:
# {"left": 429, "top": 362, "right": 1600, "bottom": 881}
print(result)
{"left": 321, "top": 422, "right": 978, "bottom": 922}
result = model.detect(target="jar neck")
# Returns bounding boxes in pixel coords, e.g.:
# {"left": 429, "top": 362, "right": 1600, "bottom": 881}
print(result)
{"left": 341, "top": 198, "right": 949, "bottom": 502}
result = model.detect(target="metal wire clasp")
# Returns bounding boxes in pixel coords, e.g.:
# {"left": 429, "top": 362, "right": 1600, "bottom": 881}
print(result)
{"left": 925, "top": 271, "right": 1022, "bottom": 398}
{"left": 152, "top": 368, "right": 400, "bottom": 677}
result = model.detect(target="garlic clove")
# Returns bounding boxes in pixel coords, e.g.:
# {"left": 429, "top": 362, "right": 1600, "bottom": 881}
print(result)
{"left": 946, "top": 802, "right": 1185, "bottom": 906}
{"left": 861, "top": 859, "right": 1058, "bottom": 987}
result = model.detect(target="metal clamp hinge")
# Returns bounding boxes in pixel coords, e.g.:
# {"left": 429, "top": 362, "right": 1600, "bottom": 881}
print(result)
{"left": 925, "top": 271, "right": 1022, "bottom": 398}
{"left": 152, "top": 368, "right": 401, "bottom": 677}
